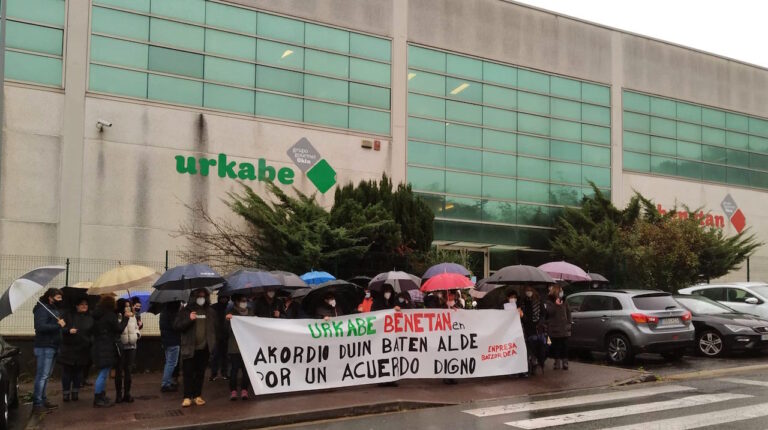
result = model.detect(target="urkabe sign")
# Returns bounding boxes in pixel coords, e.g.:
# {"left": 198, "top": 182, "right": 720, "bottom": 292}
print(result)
{"left": 230, "top": 309, "right": 527, "bottom": 395}
{"left": 174, "top": 138, "right": 338, "bottom": 193}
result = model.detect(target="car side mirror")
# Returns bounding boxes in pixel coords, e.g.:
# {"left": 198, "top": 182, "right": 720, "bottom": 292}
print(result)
{"left": 745, "top": 298, "right": 759, "bottom": 305}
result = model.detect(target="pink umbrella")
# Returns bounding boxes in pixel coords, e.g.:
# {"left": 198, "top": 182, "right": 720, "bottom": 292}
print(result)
{"left": 538, "top": 261, "right": 591, "bottom": 282}
{"left": 420, "top": 273, "right": 473, "bottom": 292}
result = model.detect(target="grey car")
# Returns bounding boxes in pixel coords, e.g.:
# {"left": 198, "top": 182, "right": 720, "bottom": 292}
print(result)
{"left": 566, "top": 290, "right": 695, "bottom": 364}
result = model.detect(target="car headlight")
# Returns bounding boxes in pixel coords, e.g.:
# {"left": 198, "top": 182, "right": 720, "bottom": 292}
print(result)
{"left": 724, "top": 324, "right": 755, "bottom": 333}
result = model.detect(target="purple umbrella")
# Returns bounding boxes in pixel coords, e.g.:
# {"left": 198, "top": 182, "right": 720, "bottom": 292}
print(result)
{"left": 538, "top": 261, "right": 591, "bottom": 282}
{"left": 422, "top": 263, "right": 470, "bottom": 281}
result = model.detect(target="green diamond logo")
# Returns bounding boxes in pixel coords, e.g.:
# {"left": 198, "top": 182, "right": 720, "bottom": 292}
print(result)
{"left": 306, "top": 159, "right": 337, "bottom": 193}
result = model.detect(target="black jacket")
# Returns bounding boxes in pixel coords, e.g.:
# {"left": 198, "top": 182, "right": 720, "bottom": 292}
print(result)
{"left": 174, "top": 304, "right": 218, "bottom": 360}
{"left": 33, "top": 302, "right": 62, "bottom": 349}
{"left": 520, "top": 297, "right": 547, "bottom": 337}
{"left": 372, "top": 295, "right": 398, "bottom": 311}
{"left": 159, "top": 308, "right": 181, "bottom": 348}
{"left": 58, "top": 311, "right": 94, "bottom": 366}
{"left": 254, "top": 297, "right": 281, "bottom": 318}
{"left": 91, "top": 309, "right": 128, "bottom": 368}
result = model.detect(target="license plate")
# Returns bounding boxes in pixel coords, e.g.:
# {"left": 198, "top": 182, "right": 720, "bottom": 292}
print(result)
{"left": 761, "top": 334, "right": 768, "bottom": 341}
{"left": 658, "top": 318, "right": 680, "bottom": 326}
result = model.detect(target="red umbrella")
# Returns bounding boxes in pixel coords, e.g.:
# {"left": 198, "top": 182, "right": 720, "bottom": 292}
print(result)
{"left": 420, "top": 273, "right": 473, "bottom": 292}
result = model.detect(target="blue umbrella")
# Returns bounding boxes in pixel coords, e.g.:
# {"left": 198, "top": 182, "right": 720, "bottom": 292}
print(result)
{"left": 153, "top": 264, "right": 224, "bottom": 291}
{"left": 120, "top": 291, "right": 151, "bottom": 311}
{"left": 422, "top": 263, "right": 470, "bottom": 281}
{"left": 300, "top": 270, "right": 335, "bottom": 285}
{"left": 219, "top": 270, "right": 281, "bottom": 296}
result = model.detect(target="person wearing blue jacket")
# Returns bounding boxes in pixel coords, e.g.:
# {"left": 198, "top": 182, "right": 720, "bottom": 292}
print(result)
{"left": 32, "top": 288, "right": 65, "bottom": 413}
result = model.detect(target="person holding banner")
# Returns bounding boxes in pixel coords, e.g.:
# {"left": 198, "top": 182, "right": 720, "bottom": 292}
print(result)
{"left": 396, "top": 292, "right": 413, "bottom": 309}
{"left": 174, "top": 288, "right": 219, "bottom": 408}
{"left": 255, "top": 289, "right": 282, "bottom": 318}
{"left": 372, "top": 285, "right": 399, "bottom": 311}
{"left": 357, "top": 288, "right": 374, "bottom": 313}
{"left": 521, "top": 286, "right": 547, "bottom": 376}
{"left": 225, "top": 295, "right": 253, "bottom": 401}
{"left": 316, "top": 293, "right": 345, "bottom": 319}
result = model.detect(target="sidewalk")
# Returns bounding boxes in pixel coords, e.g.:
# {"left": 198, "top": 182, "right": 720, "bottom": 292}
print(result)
{"left": 24, "top": 363, "right": 647, "bottom": 430}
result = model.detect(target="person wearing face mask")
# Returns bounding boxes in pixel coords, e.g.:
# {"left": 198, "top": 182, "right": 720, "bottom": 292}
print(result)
{"left": 316, "top": 293, "right": 344, "bottom": 319}
{"left": 209, "top": 294, "right": 230, "bottom": 382}
{"left": 373, "top": 285, "right": 398, "bottom": 311}
{"left": 503, "top": 290, "right": 524, "bottom": 318}
{"left": 32, "top": 288, "right": 65, "bottom": 413}
{"left": 174, "top": 288, "right": 219, "bottom": 408}
{"left": 114, "top": 298, "right": 140, "bottom": 403}
{"left": 357, "top": 288, "right": 374, "bottom": 313}
{"left": 280, "top": 295, "right": 301, "bottom": 319}
{"left": 58, "top": 298, "right": 94, "bottom": 403}
{"left": 225, "top": 295, "right": 253, "bottom": 400}
{"left": 521, "top": 286, "right": 547, "bottom": 375}
{"left": 445, "top": 291, "right": 462, "bottom": 310}
{"left": 396, "top": 292, "right": 413, "bottom": 309}
{"left": 544, "top": 285, "right": 572, "bottom": 371}
{"left": 423, "top": 291, "right": 445, "bottom": 309}
{"left": 255, "top": 289, "right": 282, "bottom": 318}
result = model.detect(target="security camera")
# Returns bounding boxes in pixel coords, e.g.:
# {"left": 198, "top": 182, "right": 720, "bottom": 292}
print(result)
{"left": 96, "top": 119, "right": 112, "bottom": 130}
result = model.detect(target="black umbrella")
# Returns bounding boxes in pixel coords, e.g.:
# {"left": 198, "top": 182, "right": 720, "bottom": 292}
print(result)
{"left": 300, "top": 280, "right": 365, "bottom": 316}
{"left": 269, "top": 271, "right": 309, "bottom": 290}
{"left": 587, "top": 272, "right": 609, "bottom": 283}
{"left": 218, "top": 270, "right": 281, "bottom": 296}
{"left": 477, "top": 284, "right": 519, "bottom": 309}
{"left": 486, "top": 265, "right": 555, "bottom": 285}
{"left": 147, "top": 289, "right": 190, "bottom": 314}
{"left": 61, "top": 286, "right": 99, "bottom": 311}
{"left": 473, "top": 278, "right": 505, "bottom": 293}
{"left": 152, "top": 264, "right": 224, "bottom": 291}
{"left": 348, "top": 276, "right": 372, "bottom": 288}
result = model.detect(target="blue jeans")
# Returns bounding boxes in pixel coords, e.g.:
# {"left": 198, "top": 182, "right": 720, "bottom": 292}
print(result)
{"left": 33, "top": 347, "right": 57, "bottom": 406}
{"left": 94, "top": 367, "right": 111, "bottom": 395}
{"left": 162, "top": 345, "right": 180, "bottom": 388}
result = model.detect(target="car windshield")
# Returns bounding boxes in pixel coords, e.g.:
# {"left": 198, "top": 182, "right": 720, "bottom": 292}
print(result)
{"left": 676, "top": 296, "right": 734, "bottom": 315}
{"left": 748, "top": 285, "right": 768, "bottom": 299}
{"left": 631, "top": 293, "right": 679, "bottom": 310}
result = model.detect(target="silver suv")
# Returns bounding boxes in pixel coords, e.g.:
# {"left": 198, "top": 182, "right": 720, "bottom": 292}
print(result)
{"left": 566, "top": 290, "right": 695, "bottom": 364}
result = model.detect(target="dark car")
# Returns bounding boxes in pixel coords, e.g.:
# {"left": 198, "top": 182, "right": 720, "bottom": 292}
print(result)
{"left": 0, "top": 335, "right": 19, "bottom": 430}
{"left": 673, "top": 294, "right": 768, "bottom": 357}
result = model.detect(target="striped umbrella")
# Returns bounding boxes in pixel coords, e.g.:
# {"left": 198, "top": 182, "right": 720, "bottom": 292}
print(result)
{"left": 0, "top": 266, "right": 66, "bottom": 321}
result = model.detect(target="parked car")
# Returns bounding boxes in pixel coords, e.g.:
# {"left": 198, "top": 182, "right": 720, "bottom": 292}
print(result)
{"left": 566, "top": 290, "right": 694, "bottom": 364}
{"left": 678, "top": 283, "right": 768, "bottom": 319}
{"left": 0, "top": 335, "right": 19, "bottom": 430}
{"left": 673, "top": 294, "right": 768, "bottom": 357}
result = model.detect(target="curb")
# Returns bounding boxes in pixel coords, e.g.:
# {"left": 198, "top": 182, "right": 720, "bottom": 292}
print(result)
{"left": 662, "top": 363, "right": 768, "bottom": 381}
{"left": 613, "top": 372, "right": 658, "bottom": 386}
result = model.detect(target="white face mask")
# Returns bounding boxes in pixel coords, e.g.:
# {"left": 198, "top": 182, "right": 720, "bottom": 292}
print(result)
{"left": 365, "top": 291, "right": 371, "bottom": 298}
{"left": 525, "top": 291, "right": 533, "bottom": 298}
{"left": 447, "top": 300, "right": 455, "bottom": 308}
{"left": 436, "top": 292, "right": 444, "bottom": 299}
{"left": 398, "top": 297, "right": 405, "bottom": 303}
{"left": 238, "top": 302, "right": 248, "bottom": 309}
{"left": 383, "top": 292, "right": 392, "bottom": 300}
{"left": 195, "top": 297, "right": 206, "bottom": 306}
{"left": 266, "top": 291, "right": 275, "bottom": 298}
{"left": 558, "top": 292, "right": 564, "bottom": 298}
{"left": 509, "top": 298, "right": 517, "bottom": 304}
{"left": 327, "top": 299, "right": 336, "bottom": 308}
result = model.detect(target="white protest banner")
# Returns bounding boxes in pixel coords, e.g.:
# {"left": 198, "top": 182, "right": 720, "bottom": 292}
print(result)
{"left": 231, "top": 309, "right": 527, "bottom": 395}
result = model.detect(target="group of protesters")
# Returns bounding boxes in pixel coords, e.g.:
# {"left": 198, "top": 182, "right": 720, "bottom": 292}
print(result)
{"left": 31, "top": 281, "right": 571, "bottom": 412}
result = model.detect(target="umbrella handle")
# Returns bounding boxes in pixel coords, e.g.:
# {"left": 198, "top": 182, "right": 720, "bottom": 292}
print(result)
{"left": 36, "top": 301, "right": 61, "bottom": 321}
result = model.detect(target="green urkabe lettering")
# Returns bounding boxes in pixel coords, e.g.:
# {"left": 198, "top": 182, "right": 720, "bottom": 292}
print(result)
{"left": 175, "top": 153, "right": 294, "bottom": 185}
{"left": 307, "top": 316, "right": 377, "bottom": 338}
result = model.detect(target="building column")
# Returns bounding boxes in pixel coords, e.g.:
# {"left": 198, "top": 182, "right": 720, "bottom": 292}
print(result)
{"left": 389, "top": 0, "right": 408, "bottom": 185}
{"left": 609, "top": 30, "right": 624, "bottom": 205}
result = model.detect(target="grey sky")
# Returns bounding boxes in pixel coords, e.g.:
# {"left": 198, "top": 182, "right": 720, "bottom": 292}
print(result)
{"left": 514, "top": 0, "right": 768, "bottom": 68}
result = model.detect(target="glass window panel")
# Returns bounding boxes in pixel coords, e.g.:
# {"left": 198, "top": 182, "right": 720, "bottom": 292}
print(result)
{"left": 702, "top": 126, "right": 726, "bottom": 146}
{"left": 205, "top": 2, "right": 257, "bottom": 34}
{"left": 517, "top": 134, "right": 549, "bottom": 157}
{"left": 483, "top": 62, "right": 516, "bottom": 86}
{"left": 551, "top": 76, "right": 581, "bottom": 99}
{"left": 650, "top": 116, "right": 676, "bottom": 138}
{"left": 349, "top": 108, "right": 390, "bottom": 135}
{"left": 148, "top": 46, "right": 204, "bottom": 78}
{"left": 408, "top": 93, "right": 444, "bottom": 119}
{"left": 702, "top": 108, "right": 726, "bottom": 128}
{"left": 582, "top": 124, "right": 610, "bottom": 145}
{"left": 350, "top": 58, "right": 390, "bottom": 86}
{"left": 407, "top": 166, "right": 445, "bottom": 193}
{"left": 651, "top": 136, "right": 676, "bottom": 156}
{"left": 205, "top": 29, "right": 256, "bottom": 60}
{"left": 582, "top": 145, "right": 610, "bottom": 166}
{"left": 677, "top": 141, "right": 702, "bottom": 160}
{"left": 517, "top": 182, "right": 549, "bottom": 204}
{"left": 582, "top": 165, "right": 610, "bottom": 188}
{"left": 749, "top": 153, "right": 768, "bottom": 172}
{"left": 749, "top": 117, "right": 768, "bottom": 138}
{"left": 518, "top": 92, "right": 549, "bottom": 115}
{"left": 650, "top": 155, "right": 677, "bottom": 176}
{"left": 90, "top": 35, "right": 148, "bottom": 69}
{"left": 88, "top": 64, "right": 146, "bottom": 97}
{"left": 623, "top": 91, "right": 650, "bottom": 113}
{"left": 257, "top": 13, "right": 303, "bottom": 44}
{"left": 726, "top": 131, "right": 748, "bottom": 149}
{"left": 151, "top": 0, "right": 204, "bottom": 22}
{"left": 408, "top": 117, "right": 445, "bottom": 142}
{"left": 483, "top": 84, "right": 516, "bottom": 109}
{"left": 623, "top": 112, "right": 650, "bottom": 133}
{"left": 9, "top": 0, "right": 65, "bottom": 26}
{"left": 483, "top": 129, "right": 516, "bottom": 152}
{"left": 408, "top": 45, "right": 445, "bottom": 72}
{"left": 518, "top": 204, "right": 550, "bottom": 226}
{"left": 255, "top": 91, "right": 302, "bottom": 122}
{"left": 305, "top": 23, "right": 349, "bottom": 53}
{"left": 92, "top": 7, "right": 149, "bottom": 40}
{"left": 443, "top": 196, "right": 482, "bottom": 221}
{"left": 150, "top": 19, "right": 204, "bottom": 51}
{"left": 550, "top": 98, "right": 580, "bottom": 121}
{"left": 446, "top": 100, "right": 482, "bottom": 124}
{"left": 305, "top": 75, "right": 348, "bottom": 103}
{"left": 350, "top": 83, "right": 389, "bottom": 109}
{"left": 750, "top": 135, "right": 768, "bottom": 154}
{"left": 255, "top": 66, "right": 303, "bottom": 95}
{"left": 550, "top": 184, "right": 582, "bottom": 206}
{"left": 204, "top": 56, "right": 254, "bottom": 86}
{"left": 517, "top": 69, "right": 549, "bottom": 93}
{"left": 623, "top": 131, "right": 650, "bottom": 152}
{"left": 677, "top": 159, "right": 702, "bottom": 180}
{"left": 518, "top": 157, "right": 549, "bottom": 181}
{"left": 446, "top": 171, "right": 481, "bottom": 196}
{"left": 727, "top": 167, "right": 750, "bottom": 186}
{"left": 257, "top": 40, "right": 303, "bottom": 69}
{"left": 6, "top": 21, "right": 62, "bottom": 55}
{"left": 203, "top": 83, "right": 254, "bottom": 114}
{"left": 148, "top": 74, "right": 202, "bottom": 106}
{"left": 726, "top": 149, "right": 749, "bottom": 168}
{"left": 551, "top": 119, "right": 581, "bottom": 141}
{"left": 702, "top": 145, "right": 727, "bottom": 164}
{"left": 304, "top": 100, "right": 348, "bottom": 128}
{"left": 446, "top": 147, "right": 481, "bottom": 172}
{"left": 677, "top": 122, "right": 702, "bottom": 142}
{"left": 483, "top": 176, "right": 516, "bottom": 200}
{"left": 677, "top": 102, "right": 701, "bottom": 123}
{"left": 446, "top": 123, "right": 482, "bottom": 147}
{"left": 581, "top": 83, "right": 609, "bottom": 105}
{"left": 623, "top": 151, "right": 650, "bottom": 172}
{"left": 305, "top": 49, "right": 349, "bottom": 78}
{"left": 408, "top": 70, "right": 444, "bottom": 96}
{"left": 446, "top": 78, "right": 481, "bottom": 102}
{"left": 447, "top": 54, "right": 482, "bottom": 79}
{"left": 483, "top": 151, "right": 516, "bottom": 176}
{"left": 518, "top": 113, "right": 549, "bottom": 136}
{"left": 93, "top": 0, "right": 149, "bottom": 13}
{"left": 483, "top": 201, "right": 516, "bottom": 224}
{"left": 408, "top": 141, "right": 445, "bottom": 167}
{"left": 582, "top": 104, "right": 610, "bottom": 126}
{"left": 550, "top": 161, "right": 581, "bottom": 184}
{"left": 702, "top": 164, "right": 726, "bottom": 183}
{"left": 726, "top": 113, "right": 749, "bottom": 132}
{"left": 350, "top": 33, "right": 390, "bottom": 62}
{"left": 483, "top": 106, "right": 516, "bottom": 131}
{"left": 551, "top": 140, "right": 581, "bottom": 162}
{"left": 750, "top": 171, "right": 768, "bottom": 189}
{"left": 650, "top": 97, "right": 676, "bottom": 118}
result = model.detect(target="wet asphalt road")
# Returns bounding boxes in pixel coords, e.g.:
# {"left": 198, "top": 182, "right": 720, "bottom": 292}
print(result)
{"left": 579, "top": 349, "right": 768, "bottom": 377}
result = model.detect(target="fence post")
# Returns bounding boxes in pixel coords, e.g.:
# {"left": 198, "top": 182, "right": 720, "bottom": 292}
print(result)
{"left": 165, "top": 250, "right": 169, "bottom": 271}
{"left": 65, "top": 258, "right": 70, "bottom": 286}
{"left": 747, "top": 257, "right": 750, "bottom": 282}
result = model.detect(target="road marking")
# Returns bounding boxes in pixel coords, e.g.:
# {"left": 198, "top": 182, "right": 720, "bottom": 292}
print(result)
{"left": 601, "top": 402, "right": 768, "bottom": 430}
{"left": 463, "top": 385, "right": 696, "bottom": 417}
{"left": 718, "top": 377, "right": 768, "bottom": 388}
{"left": 504, "top": 393, "right": 751, "bottom": 429}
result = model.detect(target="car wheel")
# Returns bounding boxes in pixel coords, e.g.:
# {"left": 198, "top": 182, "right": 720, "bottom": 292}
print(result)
{"left": 698, "top": 330, "right": 725, "bottom": 357}
{"left": 0, "top": 385, "right": 8, "bottom": 430}
{"left": 606, "top": 333, "right": 634, "bottom": 364}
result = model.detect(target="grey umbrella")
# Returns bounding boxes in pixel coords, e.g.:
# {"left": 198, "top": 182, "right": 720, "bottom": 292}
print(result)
{"left": 369, "top": 271, "right": 421, "bottom": 293}
{"left": 486, "top": 265, "right": 555, "bottom": 285}
{"left": 587, "top": 272, "right": 609, "bottom": 283}
{"left": 269, "top": 271, "right": 309, "bottom": 290}
{"left": 0, "top": 266, "right": 66, "bottom": 321}
{"left": 147, "top": 289, "right": 190, "bottom": 314}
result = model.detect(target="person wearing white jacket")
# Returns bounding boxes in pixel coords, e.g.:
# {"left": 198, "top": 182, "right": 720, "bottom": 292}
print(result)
{"left": 115, "top": 298, "right": 140, "bottom": 403}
